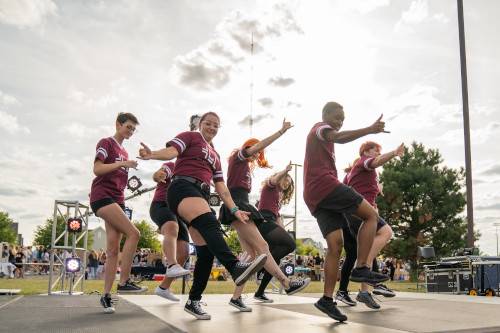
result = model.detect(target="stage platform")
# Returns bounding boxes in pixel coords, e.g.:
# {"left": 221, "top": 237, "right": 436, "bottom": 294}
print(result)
{"left": 1, "top": 292, "right": 500, "bottom": 333}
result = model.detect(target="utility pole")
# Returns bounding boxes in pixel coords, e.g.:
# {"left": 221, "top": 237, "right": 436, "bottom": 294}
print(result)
{"left": 494, "top": 223, "right": 500, "bottom": 256}
{"left": 290, "top": 163, "right": 302, "bottom": 236}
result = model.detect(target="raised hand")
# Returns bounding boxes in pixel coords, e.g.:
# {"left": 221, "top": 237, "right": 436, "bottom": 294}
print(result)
{"left": 281, "top": 118, "right": 293, "bottom": 133}
{"left": 285, "top": 161, "right": 293, "bottom": 173}
{"left": 153, "top": 169, "right": 167, "bottom": 183}
{"left": 122, "top": 160, "right": 138, "bottom": 169}
{"left": 138, "top": 142, "right": 152, "bottom": 160}
{"left": 394, "top": 143, "right": 405, "bottom": 157}
{"left": 370, "top": 114, "right": 388, "bottom": 134}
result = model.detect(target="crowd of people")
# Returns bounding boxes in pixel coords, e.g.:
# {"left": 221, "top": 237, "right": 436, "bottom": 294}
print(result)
{"left": 86, "top": 101, "right": 404, "bottom": 322}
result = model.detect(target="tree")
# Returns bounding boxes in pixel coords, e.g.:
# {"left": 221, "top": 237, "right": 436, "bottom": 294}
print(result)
{"left": 121, "top": 220, "right": 161, "bottom": 252}
{"left": 33, "top": 216, "right": 93, "bottom": 249}
{"left": 377, "top": 142, "right": 473, "bottom": 278}
{"left": 0, "top": 211, "right": 17, "bottom": 244}
{"left": 295, "top": 239, "right": 319, "bottom": 256}
{"left": 224, "top": 229, "right": 242, "bottom": 254}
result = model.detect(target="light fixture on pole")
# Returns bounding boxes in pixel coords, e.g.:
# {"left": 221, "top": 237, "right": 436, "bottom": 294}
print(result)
{"left": 64, "top": 257, "right": 81, "bottom": 273}
{"left": 67, "top": 218, "right": 83, "bottom": 233}
{"left": 127, "top": 175, "right": 143, "bottom": 192}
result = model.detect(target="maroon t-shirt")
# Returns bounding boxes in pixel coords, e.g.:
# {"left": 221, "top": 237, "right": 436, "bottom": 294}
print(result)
{"left": 258, "top": 181, "right": 282, "bottom": 217}
{"left": 90, "top": 137, "right": 129, "bottom": 204}
{"left": 227, "top": 149, "right": 251, "bottom": 192}
{"left": 167, "top": 131, "right": 224, "bottom": 184}
{"left": 303, "top": 122, "right": 341, "bottom": 214}
{"left": 345, "top": 156, "right": 379, "bottom": 206}
{"left": 152, "top": 162, "right": 175, "bottom": 202}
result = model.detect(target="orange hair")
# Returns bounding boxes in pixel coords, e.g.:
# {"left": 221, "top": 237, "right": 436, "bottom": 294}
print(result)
{"left": 359, "top": 141, "right": 382, "bottom": 157}
{"left": 242, "top": 138, "right": 271, "bottom": 169}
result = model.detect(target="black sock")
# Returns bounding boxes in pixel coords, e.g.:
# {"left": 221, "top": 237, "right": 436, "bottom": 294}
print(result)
{"left": 168, "top": 263, "right": 175, "bottom": 268}
{"left": 322, "top": 295, "right": 333, "bottom": 302}
{"left": 158, "top": 286, "right": 166, "bottom": 290}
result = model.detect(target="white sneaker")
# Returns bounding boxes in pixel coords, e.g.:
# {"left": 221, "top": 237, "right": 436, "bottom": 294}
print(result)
{"left": 155, "top": 286, "right": 180, "bottom": 302}
{"left": 166, "top": 264, "right": 191, "bottom": 278}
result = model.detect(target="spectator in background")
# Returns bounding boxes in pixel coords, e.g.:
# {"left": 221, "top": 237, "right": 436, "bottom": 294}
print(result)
{"left": 88, "top": 250, "right": 99, "bottom": 279}
{"left": 314, "top": 254, "right": 323, "bottom": 281}
{"left": 296, "top": 255, "right": 303, "bottom": 267}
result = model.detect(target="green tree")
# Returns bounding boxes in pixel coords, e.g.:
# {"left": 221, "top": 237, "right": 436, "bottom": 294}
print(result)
{"left": 224, "top": 229, "right": 242, "bottom": 254}
{"left": 121, "top": 220, "right": 161, "bottom": 252}
{"left": 295, "top": 239, "right": 319, "bottom": 256}
{"left": 377, "top": 142, "right": 473, "bottom": 278}
{"left": 0, "top": 211, "right": 17, "bottom": 244}
{"left": 33, "top": 216, "right": 93, "bottom": 249}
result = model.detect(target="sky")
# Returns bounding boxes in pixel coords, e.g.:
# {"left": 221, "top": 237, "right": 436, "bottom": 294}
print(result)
{"left": 1, "top": 0, "right": 499, "bottom": 254}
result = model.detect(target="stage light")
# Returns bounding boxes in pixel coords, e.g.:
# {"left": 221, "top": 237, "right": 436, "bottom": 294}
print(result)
{"left": 283, "top": 263, "right": 295, "bottom": 277}
{"left": 65, "top": 257, "right": 81, "bottom": 273}
{"left": 127, "top": 175, "right": 142, "bottom": 192}
{"left": 124, "top": 207, "right": 133, "bottom": 220}
{"left": 208, "top": 193, "right": 221, "bottom": 206}
{"left": 67, "top": 218, "right": 82, "bottom": 233}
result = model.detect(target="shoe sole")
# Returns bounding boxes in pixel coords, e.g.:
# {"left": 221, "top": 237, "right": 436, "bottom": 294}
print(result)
{"left": 253, "top": 297, "right": 274, "bottom": 303}
{"left": 373, "top": 290, "right": 396, "bottom": 298}
{"left": 349, "top": 275, "right": 389, "bottom": 284}
{"left": 117, "top": 287, "right": 148, "bottom": 293}
{"left": 155, "top": 290, "right": 180, "bottom": 302}
{"left": 103, "top": 307, "right": 115, "bottom": 314}
{"left": 228, "top": 301, "right": 252, "bottom": 312}
{"left": 234, "top": 254, "right": 267, "bottom": 286}
{"left": 356, "top": 297, "right": 381, "bottom": 310}
{"left": 166, "top": 270, "right": 191, "bottom": 278}
{"left": 314, "top": 302, "right": 347, "bottom": 322}
{"left": 184, "top": 307, "right": 211, "bottom": 320}
{"left": 286, "top": 278, "right": 311, "bottom": 296}
{"left": 335, "top": 296, "right": 357, "bottom": 307}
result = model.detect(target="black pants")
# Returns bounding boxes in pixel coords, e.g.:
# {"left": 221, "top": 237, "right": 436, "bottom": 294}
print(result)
{"left": 255, "top": 214, "right": 296, "bottom": 296}
{"left": 189, "top": 245, "right": 214, "bottom": 301}
{"left": 338, "top": 225, "right": 379, "bottom": 292}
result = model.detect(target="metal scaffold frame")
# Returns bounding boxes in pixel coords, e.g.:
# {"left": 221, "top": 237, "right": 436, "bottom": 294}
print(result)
{"left": 48, "top": 200, "right": 89, "bottom": 295}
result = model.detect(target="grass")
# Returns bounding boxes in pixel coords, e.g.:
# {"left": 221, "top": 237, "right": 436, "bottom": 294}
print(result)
{"left": 0, "top": 276, "right": 421, "bottom": 295}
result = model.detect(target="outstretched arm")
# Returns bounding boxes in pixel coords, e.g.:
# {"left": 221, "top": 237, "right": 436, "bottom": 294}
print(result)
{"left": 245, "top": 118, "right": 293, "bottom": 156}
{"left": 93, "top": 160, "right": 137, "bottom": 177}
{"left": 324, "top": 114, "right": 388, "bottom": 144}
{"left": 371, "top": 143, "right": 404, "bottom": 168}
{"left": 138, "top": 142, "right": 179, "bottom": 161}
{"left": 269, "top": 162, "right": 292, "bottom": 186}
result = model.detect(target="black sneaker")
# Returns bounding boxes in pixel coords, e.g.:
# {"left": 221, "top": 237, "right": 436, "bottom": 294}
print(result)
{"left": 254, "top": 293, "right": 274, "bottom": 303}
{"left": 373, "top": 284, "right": 396, "bottom": 297}
{"left": 100, "top": 294, "right": 116, "bottom": 314}
{"left": 356, "top": 291, "right": 380, "bottom": 309}
{"left": 229, "top": 297, "right": 252, "bottom": 312}
{"left": 231, "top": 254, "right": 267, "bottom": 286}
{"left": 335, "top": 290, "right": 357, "bottom": 306}
{"left": 350, "top": 266, "right": 389, "bottom": 284}
{"left": 285, "top": 278, "right": 311, "bottom": 295}
{"left": 184, "top": 299, "right": 211, "bottom": 320}
{"left": 314, "top": 297, "right": 347, "bottom": 322}
{"left": 117, "top": 279, "right": 148, "bottom": 293}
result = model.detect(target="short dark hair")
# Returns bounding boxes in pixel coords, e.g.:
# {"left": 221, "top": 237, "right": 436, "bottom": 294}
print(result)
{"left": 116, "top": 112, "right": 139, "bottom": 125}
{"left": 322, "top": 102, "right": 343, "bottom": 119}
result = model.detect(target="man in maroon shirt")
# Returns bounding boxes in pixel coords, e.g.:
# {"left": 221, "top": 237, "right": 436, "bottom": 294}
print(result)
{"left": 303, "top": 101, "right": 390, "bottom": 322}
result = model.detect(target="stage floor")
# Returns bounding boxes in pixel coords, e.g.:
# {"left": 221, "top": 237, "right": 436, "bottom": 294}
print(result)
{"left": 1, "top": 292, "right": 500, "bottom": 333}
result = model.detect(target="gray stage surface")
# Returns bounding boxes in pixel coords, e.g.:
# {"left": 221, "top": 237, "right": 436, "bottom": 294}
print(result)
{"left": 1, "top": 292, "right": 500, "bottom": 333}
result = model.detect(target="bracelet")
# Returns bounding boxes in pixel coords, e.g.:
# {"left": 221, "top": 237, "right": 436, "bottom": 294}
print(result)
{"left": 230, "top": 206, "right": 239, "bottom": 214}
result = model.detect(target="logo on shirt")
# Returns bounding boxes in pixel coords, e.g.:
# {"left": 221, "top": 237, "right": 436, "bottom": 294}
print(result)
{"left": 201, "top": 146, "right": 219, "bottom": 170}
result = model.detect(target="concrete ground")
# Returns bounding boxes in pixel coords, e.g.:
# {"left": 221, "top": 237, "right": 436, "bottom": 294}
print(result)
{"left": 1, "top": 292, "right": 500, "bottom": 333}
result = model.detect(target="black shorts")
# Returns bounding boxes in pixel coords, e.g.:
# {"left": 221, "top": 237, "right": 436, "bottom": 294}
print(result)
{"left": 149, "top": 201, "right": 189, "bottom": 243}
{"left": 255, "top": 210, "right": 280, "bottom": 236}
{"left": 313, "top": 184, "right": 364, "bottom": 238}
{"left": 345, "top": 214, "right": 388, "bottom": 237}
{"left": 167, "top": 178, "right": 210, "bottom": 216}
{"left": 259, "top": 209, "right": 277, "bottom": 224}
{"left": 219, "top": 188, "right": 265, "bottom": 225}
{"left": 90, "top": 198, "right": 125, "bottom": 215}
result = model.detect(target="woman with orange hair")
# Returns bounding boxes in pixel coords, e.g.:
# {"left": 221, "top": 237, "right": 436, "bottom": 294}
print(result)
{"left": 219, "top": 119, "right": 310, "bottom": 312}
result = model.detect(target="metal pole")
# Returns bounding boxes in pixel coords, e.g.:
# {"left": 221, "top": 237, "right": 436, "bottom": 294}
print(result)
{"left": 457, "top": 0, "right": 474, "bottom": 247}
{"left": 494, "top": 223, "right": 500, "bottom": 256}
{"left": 291, "top": 163, "right": 302, "bottom": 235}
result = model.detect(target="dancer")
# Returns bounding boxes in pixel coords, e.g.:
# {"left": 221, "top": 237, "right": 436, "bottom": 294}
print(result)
{"left": 219, "top": 121, "right": 310, "bottom": 311}
{"left": 336, "top": 141, "right": 403, "bottom": 309}
{"left": 90, "top": 112, "right": 146, "bottom": 314}
{"left": 254, "top": 163, "right": 299, "bottom": 302}
{"left": 303, "top": 102, "right": 390, "bottom": 322}
{"left": 138, "top": 111, "right": 268, "bottom": 318}
{"left": 150, "top": 161, "right": 191, "bottom": 302}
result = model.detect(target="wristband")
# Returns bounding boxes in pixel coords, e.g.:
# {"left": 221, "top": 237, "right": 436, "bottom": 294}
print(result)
{"left": 230, "top": 206, "right": 239, "bottom": 214}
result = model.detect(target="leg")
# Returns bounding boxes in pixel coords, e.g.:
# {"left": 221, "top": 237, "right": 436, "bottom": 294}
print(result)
{"left": 98, "top": 204, "right": 140, "bottom": 285}
{"left": 338, "top": 226, "right": 357, "bottom": 292}
{"left": 361, "top": 224, "right": 392, "bottom": 291}
{"left": 323, "top": 229, "right": 344, "bottom": 298}
{"left": 160, "top": 239, "right": 189, "bottom": 290}
{"left": 188, "top": 227, "right": 213, "bottom": 301}
{"left": 102, "top": 221, "right": 122, "bottom": 295}
{"left": 353, "top": 200, "right": 378, "bottom": 267}
{"left": 161, "top": 221, "right": 180, "bottom": 266}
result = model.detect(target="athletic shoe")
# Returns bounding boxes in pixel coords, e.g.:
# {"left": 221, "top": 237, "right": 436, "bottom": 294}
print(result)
{"left": 184, "top": 300, "right": 211, "bottom": 320}
{"left": 373, "top": 283, "right": 396, "bottom": 297}
{"left": 117, "top": 278, "right": 148, "bottom": 293}
{"left": 285, "top": 278, "right": 311, "bottom": 295}
{"left": 350, "top": 266, "right": 389, "bottom": 284}
{"left": 232, "top": 254, "right": 267, "bottom": 286}
{"left": 314, "top": 297, "right": 347, "bottom": 322}
{"left": 100, "top": 294, "right": 116, "bottom": 314}
{"left": 254, "top": 293, "right": 274, "bottom": 303}
{"left": 335, "top": 290, "right": 357, "bottom": 306}
{"left": 166, "top": 264, "right": 191, "bottom": 278}
{"left": 356, "top": 291, "right": 380, "bottom": 309}
{"left": 229, "top": 296, "right": 252, "bottom": 312}
{"left": 155, "top": 286, "right": 179, "bottom": 301}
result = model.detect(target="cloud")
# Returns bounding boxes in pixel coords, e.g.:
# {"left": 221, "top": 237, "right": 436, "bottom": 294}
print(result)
{"left": 481, "top": 165, "right": 500, "bottom": 176}
{"left": 340, "top": 0, "right": 390, "bottom": 14}
{"left": 0, "top": 0, "right": 57, "bottom": 28}
{"left": 287, "top": 101, "right": 301, "bottom": 108}
{"left": 258, "top": 97, "right": 273, "bottom": 108}
{"left": 0, "top": 110, "right": 30, "bottom": 134}
{"left": 268, "top": 76, "right": 295, "bottom": 87}
{"left": 437, "top": 122, "right": 500, "bottom": 146}
{"left": 394, "top": 0, "right": 448, "bottom": 33}
{"left": 171, "top": 4, "right": 302, "bottom": 91}
{"left": 0, "top": 90, "right": 19, "bottom": 106}
{"left": 477, "top": 203, "right": 500, "bottom": 211}
{"left": 0, "top": 186, "right": 38, "bottom": 197}
{"left": 238, "top": 113, "right": 272, "bottom": 126}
